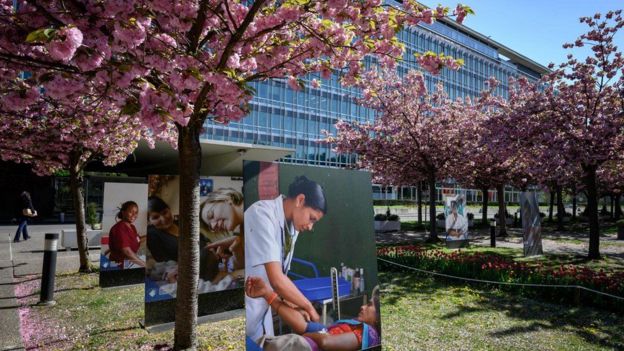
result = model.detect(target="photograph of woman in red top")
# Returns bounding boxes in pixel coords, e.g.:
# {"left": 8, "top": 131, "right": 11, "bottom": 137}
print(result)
{"left": 109, "top": 201, "right": 145, "bottom": 269}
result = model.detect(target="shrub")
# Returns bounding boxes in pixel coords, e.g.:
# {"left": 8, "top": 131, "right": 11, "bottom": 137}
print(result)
{"left": 375, "top": 213, "right": 400, "bottom": 221}
{"left": 86, "top": 202, "right": 98, "bottom": 227}
{"left": 494, "top": 212, "right": 513, "bottom": 219}
{"left": 466, "top": 212, "right": 474, "bottom": 220}
{"left": 374, "top": 213, "right": 387, "bottom": 221}
{"left": 436, "top": 213, "right": 445, "bottom": 220}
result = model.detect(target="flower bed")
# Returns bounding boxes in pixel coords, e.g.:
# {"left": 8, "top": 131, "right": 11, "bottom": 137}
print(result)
{"left": 377, "top": 245, "right": 624, "bottom": 311}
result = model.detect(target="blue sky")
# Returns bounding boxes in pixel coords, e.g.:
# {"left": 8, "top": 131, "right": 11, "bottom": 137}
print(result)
{"left": 420, "top": 0, "right": 624, "bottom": 68}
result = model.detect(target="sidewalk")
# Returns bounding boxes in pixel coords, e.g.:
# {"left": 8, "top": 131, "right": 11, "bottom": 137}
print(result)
{"left": 376, "top": 226, "right": 624, "bottom": 260}
{"left": 0, "top": 224, "right": 99, "bottom": 351}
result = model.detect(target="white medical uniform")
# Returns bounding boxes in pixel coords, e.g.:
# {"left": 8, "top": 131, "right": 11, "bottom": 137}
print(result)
{"left": 245, "top": 195, "right": 299, "bottom": 343}
{"left": 445, "top": 213, "right": 468, "bottom": 239}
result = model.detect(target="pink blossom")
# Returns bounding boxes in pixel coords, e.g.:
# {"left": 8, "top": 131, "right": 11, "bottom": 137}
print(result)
{"left": 113, "top": 19, "right": 148, "bottom": 49}
{"left": 227, "top": 53, "right": 241, "bottom": 69}
{"left": 47, "top": 27, "right": 83, "bottom": 62}
{"left": 287, "top": 76, "right": 302, "bottom": 91}
{"left": 75, "top": 53, "right": 104, "bottom": 72}
{"left": 455, "top": 5, "right": 467, "bottom": 24}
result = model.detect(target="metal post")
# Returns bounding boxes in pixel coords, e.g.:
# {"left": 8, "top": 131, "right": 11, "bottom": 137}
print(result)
{"left": 489, "top": 219, "right": 496, "bottom": 248}
{"left": 8, "top": 234, "right": 13, "bottom": 263}
{"left": 39, "top": 233, "right": 59, "bottom": 306}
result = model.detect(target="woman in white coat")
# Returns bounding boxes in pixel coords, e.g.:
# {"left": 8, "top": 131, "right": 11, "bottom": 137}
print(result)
{"left": 245, "top": 175, "right": 328, "bottom": 344}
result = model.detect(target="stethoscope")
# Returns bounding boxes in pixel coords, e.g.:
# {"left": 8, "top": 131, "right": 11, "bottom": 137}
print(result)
{"left": 280, "top": 222, "right": 295, "bottom": 274}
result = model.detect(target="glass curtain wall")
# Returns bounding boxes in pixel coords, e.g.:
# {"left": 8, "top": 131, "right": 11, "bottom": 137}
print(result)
{"left": 202, "top": 19, "right": 541, "bottom": 168}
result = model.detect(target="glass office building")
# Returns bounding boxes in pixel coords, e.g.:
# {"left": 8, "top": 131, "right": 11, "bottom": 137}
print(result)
{"left": 201, "top": 17, "right": 547, "bottom": 171}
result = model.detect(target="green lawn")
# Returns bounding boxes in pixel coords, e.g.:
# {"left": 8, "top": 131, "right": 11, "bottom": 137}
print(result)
{"left": 18, "top": 273, "right": 244, "bottom": 350}
{"left": 380, "top": 271, "right": 624, "bottom": 351}
{"left": 15, "top": 270, "right": 624, "bottom": 350}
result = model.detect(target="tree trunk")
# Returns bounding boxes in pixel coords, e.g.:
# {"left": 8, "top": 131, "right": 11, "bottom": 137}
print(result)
{"left": 556, "top": 185, "right": 565, "bottom": 231}
{"left": 572, "top": 187, "right": 577, "bottom": 220}
{"left": 548, "top": 190, "right": 555, "bottom": 222}
{"left": 610, "top": 195, "right": 615, "bottom": 220}
{"left": 174, "top": 123, "right": 202, "bottom": 350}
{"left": 417, "top": 181, "right": 423, "bottom": 225}
{"left": 427, "top": 172, "right": 439, "bottom": 242}
{"left": 583, "top": 165, "right": 600, "bottom": 260}
{"left": 615, "top": 194, "right": 622, "bottom": 220}
{"left": 481, "top": 187, "right": 488, "bottom": 226}
{"left": 497, "top": 184, "right": 507, "bottom": 237}
{"left": 601, "top": 198, "right": 608, "bottom": 216}
{"left": 69, "top": 157, "right": 93, "bottom": 273}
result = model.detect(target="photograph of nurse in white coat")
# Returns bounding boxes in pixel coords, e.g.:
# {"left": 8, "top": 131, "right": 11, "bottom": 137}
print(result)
{"left": 245, "top": 175, "right": 328, "bottom": 344}
{"left": 445, "top": 199, "right": 468, "bottom": 240}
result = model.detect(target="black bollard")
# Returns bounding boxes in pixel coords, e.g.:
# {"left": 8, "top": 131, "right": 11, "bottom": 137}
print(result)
{"left": 39, "top": 233, "right": 59, "bottom": 306}
{"left": 489, "top": 219, "right": 496, "bottom": 248}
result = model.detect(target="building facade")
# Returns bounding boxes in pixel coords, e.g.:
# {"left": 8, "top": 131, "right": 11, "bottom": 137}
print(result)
{"left": 202, "top": 17, "right": 547, "bottom": 169}
{"left": 200, "top": 16, "right": 548, "bottom": 202}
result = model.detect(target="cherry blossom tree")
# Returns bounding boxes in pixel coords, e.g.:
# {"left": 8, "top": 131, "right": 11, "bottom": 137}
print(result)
{"left": 497, "top": 11, "right": 624, "bottom": 259}
{"left": 329, "top": 69, "right": 465, "bottom": 242}
{"left": 1, "top": 1, "right": 471, "bottom": 348}
{"left": 0, "top": 91, "right": 154, "bottom": 271}
{"left": 539, "top": 11, "right": 623, "bottom": 259}
{"left": 455, "top": 79, "right": 510, "bottom": 231}
{"left": 458, "top": 77, "right": 541, "bottom": 237}
{"left": 598, "top": 160, "right": 624, "bottom": 219}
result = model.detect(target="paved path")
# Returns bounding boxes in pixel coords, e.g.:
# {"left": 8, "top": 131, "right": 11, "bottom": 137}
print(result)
{"left": 0, "top": 224, "right": 99, "bottom": 351}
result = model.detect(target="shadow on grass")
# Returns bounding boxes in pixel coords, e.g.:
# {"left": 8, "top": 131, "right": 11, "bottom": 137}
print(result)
{"left": 88, "top": 325, "right": 141, "bottom": 337}
{"left": 378, "top": 271, "right": 440, "bottom": 306}
{"left": 380, "top": 270, "right": 624, "bottom": 350}
{"left": 481, "top": 295, "right": 622, "bottom": 349}
{"left": 54, "top": 285, "right": 97, "bottom": 294}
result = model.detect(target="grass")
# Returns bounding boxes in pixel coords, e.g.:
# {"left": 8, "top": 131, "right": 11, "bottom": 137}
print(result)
{"left": 15, "top": 270, "right": 624, "bottom": 350}
{"left": 379, "top": 271, "right": 624, "bottom": 351}
{"left": 17, "top": 272, "right": 245, "bottom": 350}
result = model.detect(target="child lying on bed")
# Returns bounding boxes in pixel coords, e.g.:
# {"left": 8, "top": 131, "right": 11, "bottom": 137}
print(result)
{"left": 245, "top": 276, "right": 381, "bottom": 351}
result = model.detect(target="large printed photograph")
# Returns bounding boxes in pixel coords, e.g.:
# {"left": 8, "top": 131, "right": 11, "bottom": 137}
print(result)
{"left": 100, "top": 183, "right": 148, "bottom": 272}
{"left": 144, "top": 175, "right": 244, "bottom": 303}
{"left": 244, "top": 161, "right": 382, "bottom": 351}
{"left": 520, "top": 191, "right": 543, "bottom": 256}
{"left": 444, "top": 193, "right": 469, "bottom": 241}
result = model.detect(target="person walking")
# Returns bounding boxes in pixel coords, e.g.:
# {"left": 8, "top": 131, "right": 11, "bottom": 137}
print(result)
{"left": 14, "top": 191, "right": 37, "bottom": 242}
